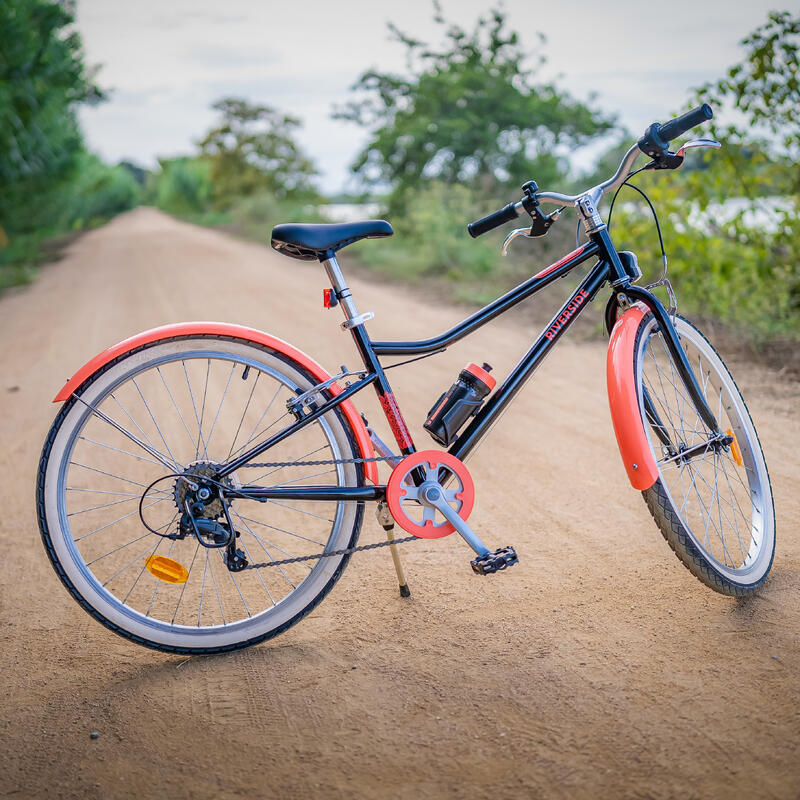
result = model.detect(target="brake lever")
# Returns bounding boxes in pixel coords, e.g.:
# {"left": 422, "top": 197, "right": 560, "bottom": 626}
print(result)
{"left": 502, "top": 227, "right": 534, "bottom": 256}
{"left": 675, "top": 138, "right": 721, "bottom": 157}
{"left": 645, "top": 138, "right": 722, "bottom": 171}
{"left": 502, "top": 206, "right": 565, "bottom": 255}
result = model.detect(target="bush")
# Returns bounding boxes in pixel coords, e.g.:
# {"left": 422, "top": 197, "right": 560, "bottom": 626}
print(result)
{"left": 155, "top": 158, "right": 213, "bottom": 216}
{"left": 353, "top": 183, "right": 497, "bottom": 286}
{"left": 65, "top": 153, "right": 141, "bottom": 229}
{"left": 609, "top": 161, "right": 799, "bottom": 341}
{"left": 0, "top": 151, "right": 141, "bottom": 293}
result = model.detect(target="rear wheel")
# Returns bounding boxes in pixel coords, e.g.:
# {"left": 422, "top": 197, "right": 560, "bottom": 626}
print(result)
{"left": 37, "top": 335, "right": 364, "bottom": 653}
{"left": 634, "top": 314, "right": 775, "bottom": 595}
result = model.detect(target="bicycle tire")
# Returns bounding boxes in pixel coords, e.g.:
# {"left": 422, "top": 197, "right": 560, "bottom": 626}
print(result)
{"left": 37, "top": 334, "right": 365, "bottom": 654}
{"left": 633, "top": 314, "right": 775, "bottom": 595}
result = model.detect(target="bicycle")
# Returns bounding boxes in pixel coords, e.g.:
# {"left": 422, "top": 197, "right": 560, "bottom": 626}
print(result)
{"left": 37, "top": 104, "right": 775, "bottom": 654}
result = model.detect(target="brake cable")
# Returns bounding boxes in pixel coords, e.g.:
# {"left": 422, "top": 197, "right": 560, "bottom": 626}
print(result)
{"left": 606, "top": 166, "right": 678, "bottom": 314}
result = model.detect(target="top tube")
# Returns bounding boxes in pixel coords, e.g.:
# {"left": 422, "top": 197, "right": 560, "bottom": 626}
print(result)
{"left": 371, "top": 240, "right": 601, "bottom": 356}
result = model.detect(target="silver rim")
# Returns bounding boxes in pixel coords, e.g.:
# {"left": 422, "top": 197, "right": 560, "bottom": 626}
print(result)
{"left": 637, "top": 316, "right": 774, "bottom": 585}
{"left": 43, "top": 339, "right": 361, "bottom": 649}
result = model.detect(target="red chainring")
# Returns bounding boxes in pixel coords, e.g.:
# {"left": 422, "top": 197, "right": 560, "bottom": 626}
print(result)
{"left": 385, "top": 450, "right": 475, "bottom": 539}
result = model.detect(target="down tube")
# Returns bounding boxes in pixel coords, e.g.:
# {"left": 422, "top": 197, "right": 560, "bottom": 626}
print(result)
{"left": 450, "top": 262, "right": 611, "bottom": 462}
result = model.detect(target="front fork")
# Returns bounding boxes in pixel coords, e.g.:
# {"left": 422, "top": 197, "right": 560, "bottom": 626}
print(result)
{"left": 605, "top": 284, "right": 722, "bottom": 439}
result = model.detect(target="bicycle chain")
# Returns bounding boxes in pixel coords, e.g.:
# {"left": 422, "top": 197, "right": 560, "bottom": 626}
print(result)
{"left": 238, "top": 454, "right": 418, "bottom": 568}
{"left": 241, "top": 455, "right": 393, "bottom": 469}
{"left": 244, "top": 533, "right": 420, "bottom": 569}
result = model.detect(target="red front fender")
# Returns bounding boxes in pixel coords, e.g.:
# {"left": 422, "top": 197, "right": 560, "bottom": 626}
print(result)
{"left": 53, "top": 321, "right": 379, "bottom": 485}
{"left": 607, "top": 304, "right": 659, "bottom": 491}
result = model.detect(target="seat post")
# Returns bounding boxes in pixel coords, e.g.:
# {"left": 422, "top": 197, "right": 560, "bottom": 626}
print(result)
{"left": 321, "top": 255, "right": 361, "bottom": 326}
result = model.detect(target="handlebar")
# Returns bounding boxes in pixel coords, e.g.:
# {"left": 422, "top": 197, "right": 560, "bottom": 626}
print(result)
{"left": 658, "top": 103, "right": 713, "bottom": 144}
{"left": 467, "top": 202, "right": 520, "bottom": 238}
{"left": 467, "top": 103, "right": 714, "bottom": 237}
{"left": 638, "top": 103, "right": 713, "bottom": 159}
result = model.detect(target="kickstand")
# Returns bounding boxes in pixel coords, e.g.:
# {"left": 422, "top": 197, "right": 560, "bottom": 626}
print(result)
{"left": 376, "top": 502, "right": 411, "bottom": 597}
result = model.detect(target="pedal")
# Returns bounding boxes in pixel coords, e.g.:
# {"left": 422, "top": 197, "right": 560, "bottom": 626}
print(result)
{"left": 471, "top": 546, "right": 518, "bottom": 575}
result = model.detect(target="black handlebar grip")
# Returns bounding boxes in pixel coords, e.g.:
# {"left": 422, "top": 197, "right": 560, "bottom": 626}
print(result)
{"left": 657, "top": 104, "right": 713, "bottom": 144}
{"left": 467, "top": 202, "right": 519, "bottom": 238}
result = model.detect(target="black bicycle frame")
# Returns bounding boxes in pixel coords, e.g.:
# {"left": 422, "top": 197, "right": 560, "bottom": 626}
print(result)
{"left": 223, "top": 226, "right": 721, "bottom": 502}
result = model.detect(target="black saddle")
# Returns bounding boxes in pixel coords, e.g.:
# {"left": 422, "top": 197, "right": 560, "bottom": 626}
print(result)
{"left": 270, "top": 220, "right": 393, "bottom": 261}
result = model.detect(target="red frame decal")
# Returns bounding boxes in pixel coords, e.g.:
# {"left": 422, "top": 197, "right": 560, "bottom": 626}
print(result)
{"left": 532, "top": 244, "right": 587, "bottom": 282}
{"left": 379, "top": 392, "right": 414, "bottom": 451}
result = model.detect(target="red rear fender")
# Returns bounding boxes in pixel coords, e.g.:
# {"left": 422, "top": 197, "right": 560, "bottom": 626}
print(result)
{"left": 53, "top": 322, "right": 379, "bottom": 484}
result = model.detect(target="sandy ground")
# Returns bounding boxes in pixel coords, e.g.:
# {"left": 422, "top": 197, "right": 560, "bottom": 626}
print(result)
{"left": 1, "top": 208, "right": 798, "bottom": 800}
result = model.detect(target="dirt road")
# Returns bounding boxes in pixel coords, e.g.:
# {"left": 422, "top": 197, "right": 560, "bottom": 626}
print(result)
{"left": 1, "top": 208, "right": 798, "bottom": 799}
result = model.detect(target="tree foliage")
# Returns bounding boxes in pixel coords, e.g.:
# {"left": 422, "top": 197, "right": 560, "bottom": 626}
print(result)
{"left": 609, "top": 11, "right": 799, "bottom": 340}
{"left": 198, "top": 98, "right": 319, "bottom": 207}
{"left": 334, "top": 5, "right": 612, "bottom": 205}
{"left": 0, "top": 0, "right": 103, "bottom": 234}
{"left": 701, "top": 12, "right": 799, "bottom": 163}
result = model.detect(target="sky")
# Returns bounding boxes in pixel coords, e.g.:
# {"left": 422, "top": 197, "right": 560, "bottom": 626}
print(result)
{"left": 76, "top": 0, "right": 780, "bottom": 192}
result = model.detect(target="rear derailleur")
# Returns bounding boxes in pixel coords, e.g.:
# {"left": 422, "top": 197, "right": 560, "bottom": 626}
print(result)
{"left": 171, "top": 486, "right": 248, "bottom": 573}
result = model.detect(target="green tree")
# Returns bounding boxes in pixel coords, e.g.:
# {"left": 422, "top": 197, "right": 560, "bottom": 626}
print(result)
{"left": 0, "top": 0, "right": 102, "bottom": 235}
{"left": 334, "top": 5, "right": 612, "bottom": 207}
{"left": 198, "top": 98, "right": 319, "bottom": 208}
{"left": 702, "top": 12, "right": 798, "bottom": 161}
{"left": 155, "top": 157, "right": 213, "bottom": 216}
{"left": 608, "top": 11, "right": 799, "bottom": 340}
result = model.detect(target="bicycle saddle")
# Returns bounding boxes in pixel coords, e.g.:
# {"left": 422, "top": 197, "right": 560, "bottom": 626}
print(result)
{"left": 271, "top": 220, "right": 393, "bottom": 261}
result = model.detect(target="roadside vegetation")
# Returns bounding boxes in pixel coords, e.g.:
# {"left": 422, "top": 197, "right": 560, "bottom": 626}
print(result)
{"left": 333, "top": 8, "right": 799, "bottom": 343}
{"left": 0, "top": 0, "right": 142, "bottom": 291}
{"left": 2, "top": 3, "right": 797, "bottom": 350}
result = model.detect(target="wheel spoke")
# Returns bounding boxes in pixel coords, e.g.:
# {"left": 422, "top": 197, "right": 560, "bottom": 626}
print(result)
{"left": 49, "top": 344, "right": 362, "bottom": 643}
{"left": 131, "top": 377, "right": 180, "bottom": 468}
{"left": 231, "top": 510, "right": 313, "bottom": 568}
{"left": 226, "top": 369, "right": 261, "bottom": 459}
{"left": 205, "top": 362, "right": 236, "bottom": 453}
{"left": 238, "top": 537, "right": 277, "bottom": 607}
{"left": 228, "top": 383, "right": 284, "bottom": 461}
{"left": 74, "top": 496, "right": 169, "bottom": 542}
{"left": 264, "top": 500, "right": 334, "bottom": 524}
{"left": 641, "top": 318, "right": 771, "bottom": 579}
{"left": 157, "top": 366, "right": 200, "bottom": 452}
{"left": 234, "top": 512, "right": 326, "bottom": 545}
{"left": 171, "top": 540, "right": 202, "bottom": 624}
{"left": 73, "top": 393, "right": 178, "bottom": 472}
{"left": 232, "top": 510, "right": 302, "bottom": 586}
{"left": 183, "top": 359, "right": 209, "bottom": 461}
{"left": 77, "top": 435, "right": 164, "bottom": 467}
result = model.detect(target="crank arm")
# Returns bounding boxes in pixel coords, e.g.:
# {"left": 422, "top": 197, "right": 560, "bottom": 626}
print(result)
{"left": 420, "top": 484, "right": 490, "bottom": 557}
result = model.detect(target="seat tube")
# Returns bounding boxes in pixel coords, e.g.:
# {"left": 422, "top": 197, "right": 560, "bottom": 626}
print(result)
{"left": 321, "top": 255, "right": 361, "bottom": 326}
{"left": 320, "top": 255, "right": 416, "bottom": 456}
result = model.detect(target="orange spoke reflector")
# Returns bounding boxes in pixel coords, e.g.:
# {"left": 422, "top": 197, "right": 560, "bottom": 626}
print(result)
{"left": 146, "top": 555, "right": 189, "bottom": 584}
{"left": 727, "top": 428, "right": 744, "bottom": 467}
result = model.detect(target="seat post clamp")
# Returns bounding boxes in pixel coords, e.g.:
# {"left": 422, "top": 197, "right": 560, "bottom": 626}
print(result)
{"left": 341, "top": 311, "right": 375, "bottom": 330}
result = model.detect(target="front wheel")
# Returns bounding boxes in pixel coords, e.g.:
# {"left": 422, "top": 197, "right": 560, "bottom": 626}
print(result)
{"left": 37, "top": 335, "right": 365, "bottom": 653}
{"left": 633, "top": 314, "right": 775, "bottom": 595}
